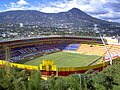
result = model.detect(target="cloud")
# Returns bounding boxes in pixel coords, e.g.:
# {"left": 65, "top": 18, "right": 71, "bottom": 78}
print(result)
{"left": 5, "top": 0, "right": 29, "bottom": 11}
{"left": 17, "top": 0, "right": 29, "bottom": 6}
{"left": 98, "top": 12, "right": 120, "bottom": 20}
{"left": 38, "top": 0, "right": 111, "bottom": 17}
{"left": 105, "top": 2, "right": 120, "bottom": 12}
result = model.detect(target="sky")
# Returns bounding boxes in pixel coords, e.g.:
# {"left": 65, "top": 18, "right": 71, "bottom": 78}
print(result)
{"left": 0, "top": 0, "right": 120, "bottom": 23}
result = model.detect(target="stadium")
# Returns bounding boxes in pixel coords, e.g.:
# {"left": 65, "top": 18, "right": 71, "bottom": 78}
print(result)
{"left": 0, "top": 36, "right": 120, "bottom": 76}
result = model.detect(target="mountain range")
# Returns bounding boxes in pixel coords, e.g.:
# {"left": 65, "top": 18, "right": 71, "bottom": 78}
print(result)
{"left": 0, "top": 8, "right": 120, "bottom": 35}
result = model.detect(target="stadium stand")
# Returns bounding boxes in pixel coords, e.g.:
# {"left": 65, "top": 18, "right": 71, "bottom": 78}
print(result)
{"left": 77, "top": 44, "right": 93, "bottom": 54}
{"left": 0, "top": 36, "right": 119, "bottom": 63}
{"left": 104, "top": 45, "right": 120, "bottom": 61}
{"left": 77, "top": 44, "right": 113, "bottom": 56}
{"left": 89, "top": 45, "right": 113, "bottom": 56}
{"left": 63, "top": 44, "right": 80, "bottom": 50}
{"left": 0, "top": 49, "right": 5, "bottom": 60}
{"left": 7, "top": 43, "right": 80, "bottom": 62}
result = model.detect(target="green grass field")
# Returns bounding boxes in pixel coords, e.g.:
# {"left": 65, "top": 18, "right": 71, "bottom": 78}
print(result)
{"left": 20, "top": 52, "right": 100, "bottom": 67}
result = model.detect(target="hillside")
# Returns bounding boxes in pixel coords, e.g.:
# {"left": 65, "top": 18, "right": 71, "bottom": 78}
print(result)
{"left": 0, "top": 8, "right": 120, "bottom": 36}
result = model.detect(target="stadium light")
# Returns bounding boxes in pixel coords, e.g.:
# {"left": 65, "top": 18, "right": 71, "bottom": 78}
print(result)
{"left": 94, "top": 24, "right": 112, "bottom": 65}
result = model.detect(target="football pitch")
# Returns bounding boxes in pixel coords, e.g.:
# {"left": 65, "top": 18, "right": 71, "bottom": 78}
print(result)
{"left": 20, "top": 52, "right": 100, "bottom": 67}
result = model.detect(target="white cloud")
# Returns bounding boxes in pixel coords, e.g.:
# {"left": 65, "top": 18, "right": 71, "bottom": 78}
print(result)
{"left": 39, "top": 0, "right": 108, "bottom": 14}
{"left": 17, "top": 0, "right": 28, "bottom": 6}
{"left": 98, "top": 11, "right": 120, "bottom": 19}
{"left": 4, "top": 0, "right": 29, "bottom": 11}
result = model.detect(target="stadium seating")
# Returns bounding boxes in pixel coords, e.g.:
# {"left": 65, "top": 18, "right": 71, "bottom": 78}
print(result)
{"left": 64, "top": 44, "right": 80, "bottom": 50}
{"left": 1, "top": 39, "right": 119, "bottom": 63}
{"left": 7, "top": 43, "right": 80, "bottom": 62}
{"left": 88, "top": 45, "right": 112, "bottom": 56}
{"left": 77, "top": 44, "right": 113, "bottom": 56}
{"left": 77, "top": 44, "right": 95, "bottom": 54}
{"left": 0, "top": 49, "right": 5, "bottom": 60}
{"left": 104, "top": 45, "right": 120, "bottom": 60}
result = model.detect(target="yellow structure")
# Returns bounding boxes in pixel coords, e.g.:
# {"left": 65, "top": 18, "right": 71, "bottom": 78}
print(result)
{"left": 0, "top": 60, "right": 38, "bottom": 70}
{"left": 40, "top": 60, "right": 56, "bottom": 71}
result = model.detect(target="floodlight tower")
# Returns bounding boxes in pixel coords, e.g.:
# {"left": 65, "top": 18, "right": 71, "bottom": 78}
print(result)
{"left": 94, "top": 24, "right": 112, "bottom": 65}
{"left": 4, "top": 46, "right": 10, "bottom": 61}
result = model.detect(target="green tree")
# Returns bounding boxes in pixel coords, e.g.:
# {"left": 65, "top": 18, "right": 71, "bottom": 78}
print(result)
{"left": 27, "top": 67, "right": 42, "bottom": 90}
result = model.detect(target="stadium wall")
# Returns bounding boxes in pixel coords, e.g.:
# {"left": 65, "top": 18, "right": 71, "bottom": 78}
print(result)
{"left": 0, "top": 59, "right": 113, "bottom": 76}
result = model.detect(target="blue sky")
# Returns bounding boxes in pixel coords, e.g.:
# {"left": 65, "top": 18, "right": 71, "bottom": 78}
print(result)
{"left": 0, "top": 0, "right": 120, "bottom": 23}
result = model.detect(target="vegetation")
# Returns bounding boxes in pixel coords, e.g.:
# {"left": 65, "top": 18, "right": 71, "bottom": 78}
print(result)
{"left": 20, "top": 52, "right": 100, "bottom": 67}
{"left": 0, "top": 57, "right": 120, "bottom": 90}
